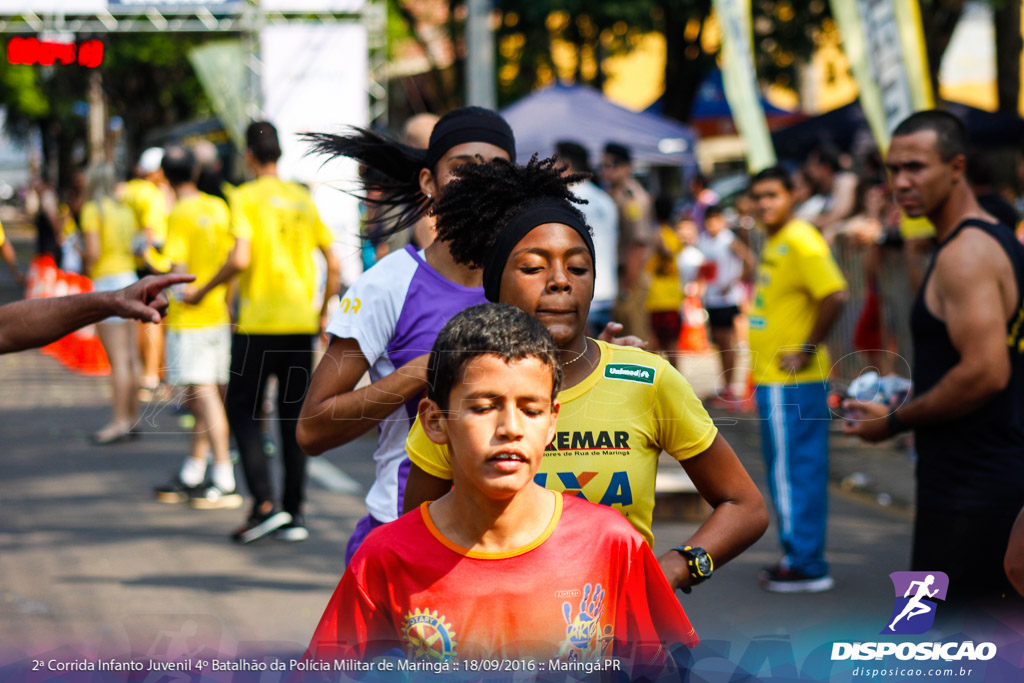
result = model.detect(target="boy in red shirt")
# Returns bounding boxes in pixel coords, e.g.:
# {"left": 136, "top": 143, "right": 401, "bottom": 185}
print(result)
{"left": 305, "top": 304, "right": 697, "bottom": 671}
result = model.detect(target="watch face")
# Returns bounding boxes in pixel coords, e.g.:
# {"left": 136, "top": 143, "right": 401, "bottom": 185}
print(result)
{"left": 696, "top": 553, "right": 712, "bottom": 576}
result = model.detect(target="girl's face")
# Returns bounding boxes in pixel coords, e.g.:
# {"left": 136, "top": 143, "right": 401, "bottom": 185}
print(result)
{"left": 499, "top": 223, "right": 594, "bottom": 349}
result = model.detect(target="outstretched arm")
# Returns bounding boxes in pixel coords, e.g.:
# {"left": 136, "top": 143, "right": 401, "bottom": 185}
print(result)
{"left": 0, "top": 273, "right": 195, "bottom": 354}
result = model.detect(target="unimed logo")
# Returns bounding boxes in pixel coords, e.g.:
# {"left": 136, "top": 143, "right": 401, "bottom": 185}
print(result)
{"left": 831, "top": 572, "right": 997, "bottom": 663}
{"left": 603, "top": 364, "right": 655, "bottom": 385}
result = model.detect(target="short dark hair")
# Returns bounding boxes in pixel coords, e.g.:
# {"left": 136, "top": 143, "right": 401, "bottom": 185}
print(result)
{"left": 704, "top": 203, "right": 724, "bottom": 220}
{"left": 604, "top": 142, "right": 632, "bottom": 165}
{"left": 427, "top": 304, "right": 562, "bottom": 411}
{"left": 891, "top": 110, "right": 968, "bottom": 162}
{"left": 161, "top": 145, "right": 197, "bottom": 186}
{"left": 555, "top": 140, "right": 591, "bottom": 175}
{"left": 247, "top": 121, "right": 282, "bottom": 164}
{"left": 750, "top": 165, "right": 793, "bottom": 192}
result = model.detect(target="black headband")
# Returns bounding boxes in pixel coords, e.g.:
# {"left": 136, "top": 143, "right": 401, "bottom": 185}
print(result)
{"left": 482, "top": 199, "right": 595, "bottom": 303}
{"left": 425, "top": 107, "right": 516, "bottom": 170}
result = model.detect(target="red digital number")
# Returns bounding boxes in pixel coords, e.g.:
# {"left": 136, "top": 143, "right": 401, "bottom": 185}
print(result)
{"left": 6, "top": 37, "right": 103, "bottom": 68}
{"left": 77, "top": 40, "right": 103, "bottom": 68}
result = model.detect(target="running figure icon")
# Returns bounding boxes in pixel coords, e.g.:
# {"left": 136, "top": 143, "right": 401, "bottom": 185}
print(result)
{"left": 889, "top": 574, "right": 939, "bottom": 631}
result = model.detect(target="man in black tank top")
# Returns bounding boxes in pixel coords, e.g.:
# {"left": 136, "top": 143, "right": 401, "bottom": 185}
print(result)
{"left": 844, "top": 111, "right": 1024, "bottom": 607}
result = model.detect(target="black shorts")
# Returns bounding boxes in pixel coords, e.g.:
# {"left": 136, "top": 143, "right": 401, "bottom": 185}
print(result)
{"left": 706, "top": 305, "right": 739, "bottom": 330}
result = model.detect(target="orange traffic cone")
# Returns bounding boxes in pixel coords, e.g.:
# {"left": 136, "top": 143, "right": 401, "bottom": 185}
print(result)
{"left": 678, "top": 296, "right": 710, "bottom": 353}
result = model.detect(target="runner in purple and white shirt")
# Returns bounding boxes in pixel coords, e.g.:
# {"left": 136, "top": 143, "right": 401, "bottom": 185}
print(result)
{"left": 298, "top": 108, "right": 515, "bottom": 563}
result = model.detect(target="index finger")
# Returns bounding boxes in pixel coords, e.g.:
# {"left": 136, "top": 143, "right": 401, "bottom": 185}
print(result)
{"left": 147, "top": 273, "right": 197, "bottom": 288}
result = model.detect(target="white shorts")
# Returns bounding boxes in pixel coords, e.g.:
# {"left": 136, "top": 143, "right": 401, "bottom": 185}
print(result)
{"left": 165, "top": 325, "right": 231, "bottom": 386}
{"left": 92, "top": 271, "right": 139, "bottom": 324}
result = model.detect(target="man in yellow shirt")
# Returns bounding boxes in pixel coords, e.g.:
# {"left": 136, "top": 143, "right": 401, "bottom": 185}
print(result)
{"left": 748, "top": 166, "right": 847, "bottom": 593}
{"left": 153, "top": 146, "right": 240, "bottom": 510}
{"left": 188, "top": 121, "right": 340, "bottom": 543}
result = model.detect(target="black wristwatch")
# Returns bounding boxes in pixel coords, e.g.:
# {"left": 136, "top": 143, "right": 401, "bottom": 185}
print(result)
{"left": 673, "top": 545, "right": 713, "bottom": 593}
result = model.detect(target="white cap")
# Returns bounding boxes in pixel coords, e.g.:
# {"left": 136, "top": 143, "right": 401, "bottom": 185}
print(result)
{"left": 138, "top": 147, "right": 164, "bottom": 175}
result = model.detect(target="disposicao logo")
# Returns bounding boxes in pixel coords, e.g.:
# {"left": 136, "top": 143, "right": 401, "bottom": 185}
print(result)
{"left": 604, "top": 364, "right": 655, "bottom": 385}
{"left": 831, "top": 572, "right": 997, "bottom": 663}
{"left": 883, "top": 571, "right": 949, "bottom": 635}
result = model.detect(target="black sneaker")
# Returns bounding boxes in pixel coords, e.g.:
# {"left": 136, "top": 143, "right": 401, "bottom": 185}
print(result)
{"left": 190, "top": 484, "right": 243, "bottom": 510}
{"left": 273, "top": 516, "right": 309, "bottom": 542}
{"left": 231, "top": 508, "right": 292, "bottom": 544}
{"left": 759, "top": 565, "right": 835, "bottom": 593}
{"left": 154, "top": 477, "right": 204, "bottom": 504}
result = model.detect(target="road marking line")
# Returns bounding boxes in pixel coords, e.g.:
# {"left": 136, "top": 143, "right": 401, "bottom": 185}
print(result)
{"left": 307, "top": 458, "right": 362, "bottom": 495}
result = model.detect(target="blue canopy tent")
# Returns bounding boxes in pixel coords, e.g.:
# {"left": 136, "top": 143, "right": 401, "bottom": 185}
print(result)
{"left": 500, "top": 84, "right": 698, "bottom": 169}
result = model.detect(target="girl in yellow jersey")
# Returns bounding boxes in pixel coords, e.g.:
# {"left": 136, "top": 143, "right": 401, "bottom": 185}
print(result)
{"left": 402, "top": 157, "right": 768, "bottom": 594}
{"left": 81, "top": 163, "right": 144, "bottom": 445}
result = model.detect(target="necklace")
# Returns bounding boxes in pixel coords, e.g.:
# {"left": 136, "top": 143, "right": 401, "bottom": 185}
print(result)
{"left": 562, "top": 337, "right": 589, "bottom": 367}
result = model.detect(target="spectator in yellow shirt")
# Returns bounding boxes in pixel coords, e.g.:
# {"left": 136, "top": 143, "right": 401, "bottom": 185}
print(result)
{"left": 747, "top": 166, "right": 847, "bottom": 593}
{"left": 81, "top": 163, "right": 146, "bottom": 445}
{"left": 152, "top": 146, "right": 240, "bottom": 511}
{"left": 187, "top": 121, "right": 341, "bottom": 543}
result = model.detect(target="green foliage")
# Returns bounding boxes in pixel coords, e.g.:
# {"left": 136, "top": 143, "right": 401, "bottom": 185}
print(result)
{"left": 490, "top": 0, "right": 830, "bottom": 117}
{"left": 387, "top": 0, "right": 418, "bottom": 60}
{"left": 0, "top": 65, "right": 48, "bottom": 120}
{"left": 103, "top": 33, "right": 213, "bottom": 134}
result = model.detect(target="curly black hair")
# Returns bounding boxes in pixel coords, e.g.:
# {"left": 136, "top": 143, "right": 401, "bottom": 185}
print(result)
{"left": 433, "top": 155, "right": 590, "bottom": 269}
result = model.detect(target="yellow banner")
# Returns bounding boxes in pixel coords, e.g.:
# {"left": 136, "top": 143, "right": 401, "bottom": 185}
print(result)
{"left": 712, "top": 0, "right": 777, "bottom": 172}
{"left": 831, "top": 0, "right": 933, "bottom": 153}
{"left": 832, "top": 0, "right": 935, "bottom": 238}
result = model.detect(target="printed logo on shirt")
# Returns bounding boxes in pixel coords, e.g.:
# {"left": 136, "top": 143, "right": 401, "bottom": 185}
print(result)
{"left": 546, "top": 430, "right": 630, "bottom": 453}
{"left": 558, "top": 583, "right": 613, "bottom": 663}
{"left": 401, "top": 608, "right": 457, "bottom": 663}
{"left": 338, "top": 297, "right": 362, "bottom": 313}
{"left": 603, "top": 364, "right": 656, "bottom": 385}
{"left": 534, "top": 472, "right": 633, "bottom": 507}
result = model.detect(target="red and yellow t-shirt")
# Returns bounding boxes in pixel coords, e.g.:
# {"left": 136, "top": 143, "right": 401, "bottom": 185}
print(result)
{"left": 306, "top": 493, "right": 697, "bottom": 668}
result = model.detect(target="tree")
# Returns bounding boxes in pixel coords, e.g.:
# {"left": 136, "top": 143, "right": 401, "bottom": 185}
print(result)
{"left": 489, "top": 0, "right": 829, "bottom": 121}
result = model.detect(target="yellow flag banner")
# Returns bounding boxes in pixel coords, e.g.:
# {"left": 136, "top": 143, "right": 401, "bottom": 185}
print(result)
{"left": 712, "top": 0, "right": 777, "bottom": 172}
{"left": 831, "top": 0, "right": 935, "bottom": 239}
{"left": 830, "top": 0, "right": 934, "bottom": 153}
